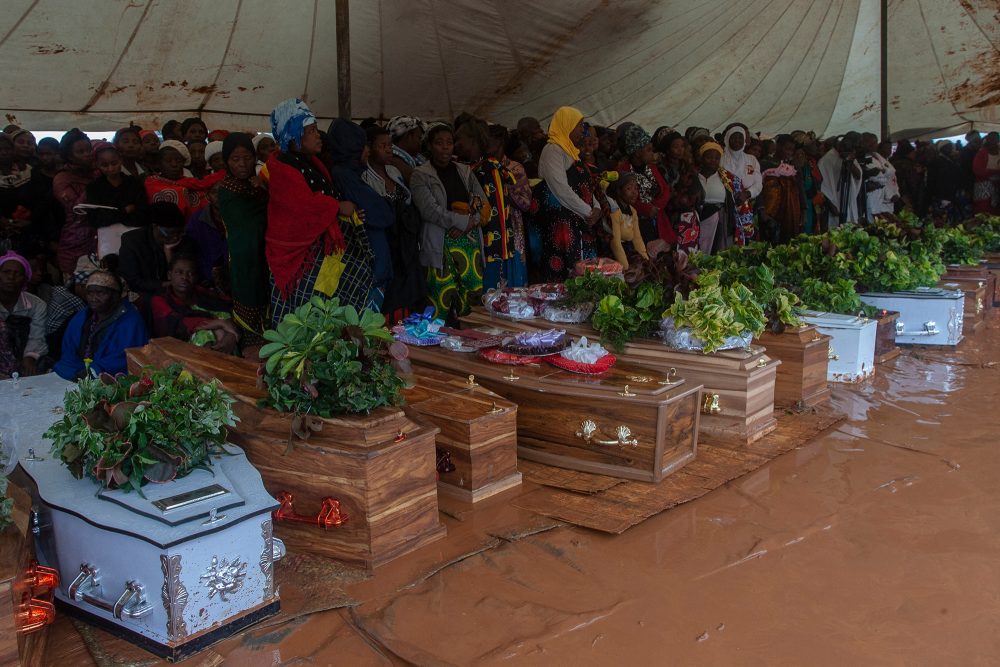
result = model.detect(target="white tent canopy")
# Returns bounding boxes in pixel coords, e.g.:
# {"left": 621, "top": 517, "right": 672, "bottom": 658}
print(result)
{"left": 1, "top": 0, "right": 998, "bottom": 139}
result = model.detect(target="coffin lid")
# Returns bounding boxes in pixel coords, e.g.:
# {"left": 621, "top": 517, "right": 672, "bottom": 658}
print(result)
{"left": 7, "top": 373, "right": 277, "bottom": 549}
{"left": 800, "top": 311, "right": 879, "bottom": 332}
{"left": 860, "top": 287, "right": 963, "bottom": 300}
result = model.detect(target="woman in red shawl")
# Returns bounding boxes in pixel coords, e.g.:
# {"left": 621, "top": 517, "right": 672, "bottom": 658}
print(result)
{"left": 265, "top": 98, "right": 363, "bottom": 325}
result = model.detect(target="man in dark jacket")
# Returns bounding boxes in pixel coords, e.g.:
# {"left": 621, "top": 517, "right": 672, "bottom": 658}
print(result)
{"left": 118, "top": 201, "right": 197, "bottom": 298}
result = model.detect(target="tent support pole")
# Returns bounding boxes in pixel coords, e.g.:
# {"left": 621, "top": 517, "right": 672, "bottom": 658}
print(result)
{"left": 880, "top": 0, "right": 889, "bottom": 140}
{"left": 336, "top": 0, "right": 351, "bottom": 120}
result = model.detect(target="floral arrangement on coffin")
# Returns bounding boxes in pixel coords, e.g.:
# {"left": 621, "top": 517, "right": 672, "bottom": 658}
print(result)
{"left": 258, "top": 297, "right": 408, "bottom": 440}
{"left": 663, "top": 271, "right": 768, "bottom": 354}
{"left": 45, "top": 364, "right": 238, "bottom": 494}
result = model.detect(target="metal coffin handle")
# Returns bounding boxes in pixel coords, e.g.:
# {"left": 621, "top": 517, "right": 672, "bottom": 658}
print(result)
{"left": 575, "top": 419, "right": 639, "bottom": 450}
{"left": 273, "top": 490, "right": 348, "bottom": 529}
{"left": 897, "top": 321, "right": 940, "bottom": 337}
{"left": 68, "top": 564, "right": 153, "bottom": 620}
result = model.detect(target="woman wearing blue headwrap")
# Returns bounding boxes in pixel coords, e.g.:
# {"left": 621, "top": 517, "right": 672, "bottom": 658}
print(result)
{"left": 264, "top": 98, "right": 369, "bottom": 322}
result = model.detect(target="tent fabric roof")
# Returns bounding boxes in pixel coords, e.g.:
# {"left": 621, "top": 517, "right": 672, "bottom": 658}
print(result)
{"left": 1, "top": 0, "right": 998, "bottom": 139}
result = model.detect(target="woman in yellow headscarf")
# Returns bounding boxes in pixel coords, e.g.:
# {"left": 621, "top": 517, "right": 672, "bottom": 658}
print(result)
{"left": 529, "top": 106, "right": 602, "bottom": 281}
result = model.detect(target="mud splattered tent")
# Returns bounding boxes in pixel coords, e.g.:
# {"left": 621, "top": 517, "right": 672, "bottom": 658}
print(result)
{"left": 0, "top": 0, "right": 998, "bottom": 138}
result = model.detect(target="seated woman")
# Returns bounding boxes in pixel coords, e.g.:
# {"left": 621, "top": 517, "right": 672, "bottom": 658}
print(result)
{"left": 0, "top": 251, "right": 47, "bottom": 378}
{"left": 53, "top": 270, "right": 147, "bottom": 380}
{"left": 150, "top": 254, "right": 238, "bottom": 354}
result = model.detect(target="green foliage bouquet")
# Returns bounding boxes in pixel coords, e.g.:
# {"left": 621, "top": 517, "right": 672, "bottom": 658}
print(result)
{"left": 45, "top": 365, "right": 238, "bottom": 494}
{"left": 258, "top": 297, "right": 406, "bottom": 420}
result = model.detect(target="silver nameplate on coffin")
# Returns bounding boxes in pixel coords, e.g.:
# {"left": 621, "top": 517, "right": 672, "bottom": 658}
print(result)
{"left": 152, "top": 484, "right": 230, "bottom": 512}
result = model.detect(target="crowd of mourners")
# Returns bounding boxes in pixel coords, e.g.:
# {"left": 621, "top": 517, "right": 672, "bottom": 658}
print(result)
{"left": 0, "top": 98, "right": 998, "bottom": 381}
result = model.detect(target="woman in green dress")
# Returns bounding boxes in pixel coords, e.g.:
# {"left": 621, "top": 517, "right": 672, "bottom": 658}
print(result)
{"left": 216, "top": 133, "right": 269, "bottom": 344}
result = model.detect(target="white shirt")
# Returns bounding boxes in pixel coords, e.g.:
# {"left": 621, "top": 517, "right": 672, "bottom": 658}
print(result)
{"left": 538, "top": 144, "right": 598, "bottom": 219}
{"left": 699, "top": 171, "right": 727, "bottom": 204}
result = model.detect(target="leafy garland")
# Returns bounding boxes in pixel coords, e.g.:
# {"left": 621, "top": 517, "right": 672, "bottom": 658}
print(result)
{"left": 258, "top": 297, "right": 406, "bottom": 419}
{"left": 666, "top": 271, "right": 768, "bottom": 352}
{"left": 45, "top": 365, "right": 238, "bottom": 494}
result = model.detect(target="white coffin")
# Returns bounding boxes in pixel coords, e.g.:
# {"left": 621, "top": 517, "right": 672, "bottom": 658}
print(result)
{"left": 860, "top": 288, "right": 964, "bottom": 346}
{"left": 800, "top": 311, "right": 877, "bottom": 383}
{"left": 3, "top": 373, "right": 282, "bottom": 662}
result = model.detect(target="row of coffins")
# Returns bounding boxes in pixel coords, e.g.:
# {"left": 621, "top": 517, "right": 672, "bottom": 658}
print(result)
{"left": 3, "top": 260, "right": 994, "bottom": 661}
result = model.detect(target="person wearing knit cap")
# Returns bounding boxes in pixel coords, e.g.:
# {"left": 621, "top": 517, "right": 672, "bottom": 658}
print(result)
{"left": 252, "top": 133, "right": 277, "bottom": 175}
{"left": 144, "top": 139, "right": 225, "bottom": 219}
{"left": 615, "top": 122, "right": 672, "bottom": 245}
{"left": 207, "top": 129, "right": 229, "bottom": 143}
{"left": 204, "top": 141, "right": 225, "bottom": 172}
{"left": 0, "top": 250, "right": 47, "bottom": 377}
{"left": 44, "top": 253, "right": 98, "bottom": 358}
{"left": 53, "top": 268, "right": 148, "bottom": 380}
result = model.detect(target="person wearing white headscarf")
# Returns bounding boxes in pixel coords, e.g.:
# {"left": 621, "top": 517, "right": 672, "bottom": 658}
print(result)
{"left": 721, "top": 125, "right": 762, "bottom": 199}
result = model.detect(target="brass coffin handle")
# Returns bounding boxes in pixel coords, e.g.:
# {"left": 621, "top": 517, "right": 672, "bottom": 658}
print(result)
{"left": 702, "top": 393, "right": 721, "bottom": 414}
{"left": 977, "top": 298, "right": 984, "bottom": 314}
{"left": 576, "top": 419, "right": 639, "bottom": 449}
{"left": 658, "top": 368, "right": 680, "bottom": 385}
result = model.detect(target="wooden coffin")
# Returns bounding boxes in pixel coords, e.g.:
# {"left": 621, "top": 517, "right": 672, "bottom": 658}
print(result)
{"left": 753, "top": 325, "right": 831, "bottom": 408}
{"left": 981, "top": 255, "right": 1000, "bottom": 306}
{"left": 127, "top": 338, "right": 446, "bottom": 569}
{"left": 400, "top": 369, "right": 520, "bottom": 503}
{"left": 873, "top": 310, "right": 901, "bottom": 364}
{"left": 937, "top": 278, "right": 986, "bottom": 335}
{"left": 462, "top": 308, "right": 777, "bottom": 446}
{"left": 0, "top": 483, "right": 54, "bottom": 667}
{"left": 406, "top": 345, "right": 702, "bottom": 483}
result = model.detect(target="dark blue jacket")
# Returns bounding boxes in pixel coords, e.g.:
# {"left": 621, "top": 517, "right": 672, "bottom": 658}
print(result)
{"left": 54, "top": 301, "right": 148, "bottom": 380}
